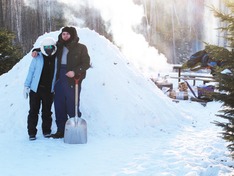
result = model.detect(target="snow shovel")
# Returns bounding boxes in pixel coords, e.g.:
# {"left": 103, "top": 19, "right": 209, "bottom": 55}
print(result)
{"left": 64, "top": 77, "right": 87, "bottom": 144}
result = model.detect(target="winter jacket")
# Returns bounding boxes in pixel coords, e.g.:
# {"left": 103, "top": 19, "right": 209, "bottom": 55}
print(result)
{"left": 24, "top": 52, "right": 57, "bottom": 93}
{"left": 56, "top": 28, "right": 90, "bottom": 86}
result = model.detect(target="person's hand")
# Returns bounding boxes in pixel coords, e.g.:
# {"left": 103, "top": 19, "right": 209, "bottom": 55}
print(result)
{"left": 31, "top": 51, "right": 38, "bottom": 58}
{"left": 23, "top": 87, "right": 30, "bottom": 99}
{"left": 66, "top": 71, "right": 75, "bottom": 78}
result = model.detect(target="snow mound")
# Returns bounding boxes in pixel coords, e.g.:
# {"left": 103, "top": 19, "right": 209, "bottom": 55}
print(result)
{"left": 0, "top": 28, "right": 188, "bottom": 138}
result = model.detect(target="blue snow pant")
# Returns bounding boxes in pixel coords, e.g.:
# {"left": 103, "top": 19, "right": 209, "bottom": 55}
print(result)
{"left": 54, "top": 65, "right": 82, "bottom": 134}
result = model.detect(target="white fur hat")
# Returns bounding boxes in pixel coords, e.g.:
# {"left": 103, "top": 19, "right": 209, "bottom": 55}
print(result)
{"left": 40, "top": 37, "right": 57, "bottom": 56}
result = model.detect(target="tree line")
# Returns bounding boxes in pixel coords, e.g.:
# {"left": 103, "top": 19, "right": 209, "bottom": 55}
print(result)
{"left": 1, "top": 0, "right": 226, "bottom": 71}
{"left": 0, "top": 0, "right": 110, "bottom": 75}
{"left": 207, "top": 0, "right": 234, "bottom": 159}
{"left": 0, "top": 0, "right": 65, "bottom": 53}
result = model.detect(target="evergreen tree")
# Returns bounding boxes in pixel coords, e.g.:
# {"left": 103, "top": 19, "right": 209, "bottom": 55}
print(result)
{"left": 205, "top": 0, "right": 234, "bottom": 158}
{"left": 0, "top": 28, "right": 23, "bottom": 75}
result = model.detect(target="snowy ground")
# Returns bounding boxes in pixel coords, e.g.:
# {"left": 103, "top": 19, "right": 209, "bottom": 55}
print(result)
{"left": 0, "top": 28, "right": 234, "bottom": 176}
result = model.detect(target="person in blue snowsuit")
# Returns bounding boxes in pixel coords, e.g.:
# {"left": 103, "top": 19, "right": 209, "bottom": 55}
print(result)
{"left": 24, "top": 37, "right": 57, "bottom": 140}
{"left": 50, "top": 27, "right": 90, "bottom": 138}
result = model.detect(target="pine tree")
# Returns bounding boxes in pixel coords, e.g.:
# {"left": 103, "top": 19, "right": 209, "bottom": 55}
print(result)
{"left": 0, "top": 28, "right": 23, "bottom": 75}
{"left": 205, "top": 0, "right": 234, "bottom": 158}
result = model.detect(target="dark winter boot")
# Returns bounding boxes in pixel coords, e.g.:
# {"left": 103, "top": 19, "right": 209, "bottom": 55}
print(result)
{"left": 51, "top": 131, "right": 64, "bottom": 139}
{"left": 43, "top": 133, "right": 52, "bottom": 138}
{"left": 29, "top": 135, "right": 36, "bottom": 141}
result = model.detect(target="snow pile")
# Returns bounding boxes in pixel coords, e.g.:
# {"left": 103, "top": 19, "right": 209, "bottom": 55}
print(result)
{"left": 0, "top": 28, "right": 233, "bottom": 176}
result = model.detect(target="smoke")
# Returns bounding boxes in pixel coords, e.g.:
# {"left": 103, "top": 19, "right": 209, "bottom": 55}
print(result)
{"left": 204, "top": 0, "right": 226, "bottom": 46}
{"left": 204, "top": 1, "right": 218, "bottom": 45}
{"left": 23, "top": 0, "right": 226, "bottom": 77}
{"left": 57, "top": 0, "right": 170, "bottom": 77}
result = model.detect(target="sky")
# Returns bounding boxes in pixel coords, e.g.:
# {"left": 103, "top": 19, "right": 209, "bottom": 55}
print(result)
{"left": 0, "top": 27, "right": 234, "bottom": 176}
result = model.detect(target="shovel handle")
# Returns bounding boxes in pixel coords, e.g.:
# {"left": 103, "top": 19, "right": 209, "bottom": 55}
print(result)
{"left": 74, "top": 74, "right": 81, "bottom": 85}
{"left": 74, "top": 78, "right": 79, "bottom": 85}
{"left": 74, "top": 75, "right": 82, "bottom": 117}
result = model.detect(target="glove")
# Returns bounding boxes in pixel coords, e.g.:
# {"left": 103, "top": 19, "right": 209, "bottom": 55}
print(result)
{"left": 23, "top": 87, "right": 30, "bottom": 99}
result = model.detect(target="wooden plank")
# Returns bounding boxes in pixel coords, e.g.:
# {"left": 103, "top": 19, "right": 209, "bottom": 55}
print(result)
{"left": 172, "top": 65, "right": 183, "bottom": 70}
{"left": 170, "top": 76, "right": 214, "bottom": 81}
{"left": 180, "top": 74, "right": 214, "bottom": 79}
{"left": 170, "top": 76, "right": 216, "bottom": 85}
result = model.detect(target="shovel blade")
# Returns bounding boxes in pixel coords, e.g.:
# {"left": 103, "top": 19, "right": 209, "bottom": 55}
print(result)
{"left": 64, "top": 117, "right": 87, "bottom": 144}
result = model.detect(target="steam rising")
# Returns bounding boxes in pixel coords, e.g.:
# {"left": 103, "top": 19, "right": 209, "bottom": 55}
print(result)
{"left": 204, "top": 0, "right": 226, "bottom": 46}
{"left": 57, "top": 0, "right": 171, "bottom": 77}
{"left": 24, "top": 0, "right": 225, "bottom": 77}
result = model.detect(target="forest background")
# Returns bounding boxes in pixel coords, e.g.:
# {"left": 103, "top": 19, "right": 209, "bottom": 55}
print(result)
{"left": 0, "top": 0, "right": 228, "bottom": 64}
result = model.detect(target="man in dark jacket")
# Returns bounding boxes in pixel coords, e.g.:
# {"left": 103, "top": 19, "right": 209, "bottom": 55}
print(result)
{"left": 52, "top": 26, "right": 90, "bottom": 138}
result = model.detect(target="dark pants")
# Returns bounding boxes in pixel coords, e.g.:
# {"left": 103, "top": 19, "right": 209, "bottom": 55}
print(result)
{"left": 27, "top": 87, "right": 53, "bottom": 136}
{"left": 54, "top": 66, "right": 83, "bottom": 134}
